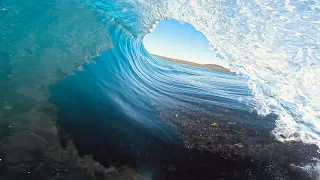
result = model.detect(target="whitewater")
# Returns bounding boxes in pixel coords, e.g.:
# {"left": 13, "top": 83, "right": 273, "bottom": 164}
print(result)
{"left": 1, "top": 0, "right": 320, "bottom": 179}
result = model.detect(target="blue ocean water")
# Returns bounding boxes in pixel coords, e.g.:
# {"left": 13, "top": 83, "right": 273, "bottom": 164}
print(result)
{"left": 1, "top": 0, "right": 320, "bottom": 179}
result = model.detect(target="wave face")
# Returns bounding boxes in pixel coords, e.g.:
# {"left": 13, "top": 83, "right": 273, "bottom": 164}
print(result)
{"left": 1, "top": 0, "right": 320, "bottom": 178}
{"left": 49, "top": 20, "right": 259, "bottom": 140}
{"left": 2, "top": 0, "right": 320, "bottom": 148}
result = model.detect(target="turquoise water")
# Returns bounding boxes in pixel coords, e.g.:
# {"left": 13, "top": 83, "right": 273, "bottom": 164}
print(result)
{"left": 1, "top": 0, "right": 320, "bottom": 179}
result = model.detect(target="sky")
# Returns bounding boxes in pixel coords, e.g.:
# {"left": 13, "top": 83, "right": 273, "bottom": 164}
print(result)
{"left": 143, "top": 19, "right": 228, "bottom": 67}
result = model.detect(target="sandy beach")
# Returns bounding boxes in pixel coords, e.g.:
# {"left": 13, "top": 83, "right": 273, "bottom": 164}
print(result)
{"left": 153, "top": 54, "right": 233, "bottom": 73}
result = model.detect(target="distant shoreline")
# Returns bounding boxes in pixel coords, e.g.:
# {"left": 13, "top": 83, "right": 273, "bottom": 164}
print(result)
{"left": 152, "top": 54, "right": 234, "bottom": 74}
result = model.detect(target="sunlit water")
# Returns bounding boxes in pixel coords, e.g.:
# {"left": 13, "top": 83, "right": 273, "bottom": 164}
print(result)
{"left": 1, "top": 0, "right": 320, "bottom": 179}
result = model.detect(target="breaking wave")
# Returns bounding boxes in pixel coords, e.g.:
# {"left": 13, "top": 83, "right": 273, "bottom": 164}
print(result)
{"left": 1, "top": 0, "right": 319, "bottom": 148}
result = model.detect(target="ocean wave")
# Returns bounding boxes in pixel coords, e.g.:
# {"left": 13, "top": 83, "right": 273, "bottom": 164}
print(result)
{"left": 2, "top": 0, "right": 319, "bottom": 148}
{"left": 83, "top": 0, "right": 320, "bottom": 147}
{"left": 1, "top": 0, "right": 320, "bottom": 178}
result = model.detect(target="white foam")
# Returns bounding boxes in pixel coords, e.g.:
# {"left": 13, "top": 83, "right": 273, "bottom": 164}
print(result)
{"left": 299, "top": 161, "right": 320, "bottom": 180}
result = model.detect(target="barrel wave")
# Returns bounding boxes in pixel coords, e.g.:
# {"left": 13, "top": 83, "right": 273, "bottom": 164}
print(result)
{"left": 0, "top": 0, "right": 320, "bottom": 179}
